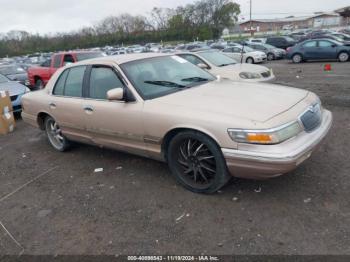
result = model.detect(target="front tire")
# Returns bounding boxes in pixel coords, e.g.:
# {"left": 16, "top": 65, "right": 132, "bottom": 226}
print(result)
{"left": 167, "top": 131, "right": 231, "bottom": 194}
{"left": 338, "top": 52, "right": 349, "bottom": 62}
{"left": 45, "top": 116, "right": 70, "bottom": 152}
{"left": 246, "top": 57, "right": 254, "bottom": 64}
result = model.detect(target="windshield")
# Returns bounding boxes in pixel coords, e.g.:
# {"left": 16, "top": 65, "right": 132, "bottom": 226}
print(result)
{"left": 0, "top": 66, "right": 25, "bottom": 75}
{"left": 262, "top": 44, "right": 276, "bottom": 49}
{"left": 76, "top": 52, "right": 105, "bottom": 61}
{"left": 0, "top": 74, "right": 9, "bottom": 83}
{"left": 242, "top": 46, "right": 255, "bottom": 52}
{"left": 331, "top": 36, "right": 344, "bottom": 42}
{"left": 285, "top": 36, "right": 295, "bottom": 42}
{"left": 120, "top": 56, "right": 216, "bottom": 100}
{"left": 198, "top": 51, "right": 237, "bottom": 66}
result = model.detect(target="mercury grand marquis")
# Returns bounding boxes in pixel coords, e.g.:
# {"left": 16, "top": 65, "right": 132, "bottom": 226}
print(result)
{"left": 22, "top": 53, "right": 333, "bottom": 193}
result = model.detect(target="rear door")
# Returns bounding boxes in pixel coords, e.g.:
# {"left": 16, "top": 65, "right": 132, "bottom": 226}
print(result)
{"left": 49, "top": 65, "right": 92, "bottom": 142}
{"left": 301, "top": 40, "right": 318, "bottom": 59}
{"left": 82, "top": 65, "right": 145, "bottom": 154}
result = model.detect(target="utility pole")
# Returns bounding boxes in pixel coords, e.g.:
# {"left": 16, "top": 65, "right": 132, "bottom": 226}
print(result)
{"left": 250, "top": 0, "right": 253, "bottom": 36}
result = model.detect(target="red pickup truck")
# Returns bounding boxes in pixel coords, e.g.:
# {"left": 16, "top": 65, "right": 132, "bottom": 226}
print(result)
{"left": 27, "top": 51, "right": 105, "bottom": 89}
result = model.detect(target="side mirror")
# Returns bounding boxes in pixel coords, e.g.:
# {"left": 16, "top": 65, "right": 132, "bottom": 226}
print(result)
{"left": 331, "top": 44, "right": 337, "bottom": 48}
{"left": 107, "top": 87, "right": 124, "bottom": 101}
{"left": 197, "top": 63, "right": 208, "bottom": 70}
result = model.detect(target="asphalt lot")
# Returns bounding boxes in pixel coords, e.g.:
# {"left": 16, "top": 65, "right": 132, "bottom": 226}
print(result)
{"left": 0, "top": 60, "right": 350, "bottom": 256}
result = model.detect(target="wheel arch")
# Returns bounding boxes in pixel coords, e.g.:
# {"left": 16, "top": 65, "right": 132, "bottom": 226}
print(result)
{"left": 161, "top": 126, "right": 221, "bottom": 161}
{"left": 34, "top": 75, "right": 42, "bottom": 82}
{"left": 338, "top": 50, "right": 349, "bottom": 55}
{"left": 37, "top": 111, "right": 51, "bottom": 130}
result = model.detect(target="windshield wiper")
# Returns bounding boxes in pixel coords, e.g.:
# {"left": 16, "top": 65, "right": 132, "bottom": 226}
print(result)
{"left": 218, "top": 63, "right": 235, "bottom": 67}
{"left": 181, "top": 77, "right": 209, "bottom": 82}
{"left": 144, "top": 80, "right": 186, "bottom": 88}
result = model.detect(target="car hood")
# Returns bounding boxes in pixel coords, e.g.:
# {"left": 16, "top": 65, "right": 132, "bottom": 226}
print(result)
{"left": 153, "top": 79, "right": 308, "bottom": 123}
{"left": 0, "top": 81, "right": 26, "bottom": 96}
{"left": 6, "top": 73, "right": 28, "bottom": 81}
{"left": 247, "top": 51, "right": 266, "bottom": 56}
{"left": 213, "top": 63, "right": 270, "bottom": 78}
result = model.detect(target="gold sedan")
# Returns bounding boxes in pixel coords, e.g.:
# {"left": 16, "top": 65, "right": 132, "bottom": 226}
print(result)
{"left": 22, "top": 53, "right": 332, "bottom": 193}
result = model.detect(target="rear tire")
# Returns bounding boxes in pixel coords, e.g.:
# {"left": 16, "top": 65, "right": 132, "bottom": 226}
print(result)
{"left": 267, "top": 53, "right": 275, "bottom": 61}
{"left": 292, "top": 54, "right": 303, "bottom": 63}
{"left": 167, "top": 131, "right": 231, "bottom": 194}
{"left": 44, "top": 116, "right": 70, "bottom": 152}
{"left": 338, "top": 52, "right": 349, "bottom": 62}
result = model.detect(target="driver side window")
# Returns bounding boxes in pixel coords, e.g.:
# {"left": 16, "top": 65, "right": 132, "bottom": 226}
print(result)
{"left": 89, "top": 67, "right": 124, "bottom": 100}
{"left": 178, "top": 54, "right": 207, "bottom": 67}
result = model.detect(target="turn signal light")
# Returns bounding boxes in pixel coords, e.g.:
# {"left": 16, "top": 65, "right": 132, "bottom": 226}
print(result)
{"left": 246, "top": 133, "right": 273, "bottom": 144}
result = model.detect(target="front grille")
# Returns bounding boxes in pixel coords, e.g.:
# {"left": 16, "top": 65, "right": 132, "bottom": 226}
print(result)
{"left": 261, "top": 71, "right": 271, "bottom": 78}
{"left": 300, "top": 104, "right": 322, "bottom": 132}
{"left": 10, "top": 95, "right": 18, "bottom": 102}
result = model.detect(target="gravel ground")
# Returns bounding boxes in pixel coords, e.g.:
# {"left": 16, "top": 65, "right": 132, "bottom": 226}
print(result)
{"left": 0, "top": 60, "right": 349, "bottom": 256}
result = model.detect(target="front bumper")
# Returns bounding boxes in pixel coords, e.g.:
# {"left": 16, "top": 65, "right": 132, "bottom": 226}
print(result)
{"left": 255, "top": 56, "right": 267, "bottom": 63}
{"left": 222, "top": 109, "right": 332, "bottom": 179}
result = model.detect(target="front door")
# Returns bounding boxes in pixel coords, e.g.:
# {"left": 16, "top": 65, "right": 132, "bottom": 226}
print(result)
{"left": 317, "top": 40, "right": 338, "bottom": 59}
{"left": 82, "top": 65, "right": 146, "bottom": 156}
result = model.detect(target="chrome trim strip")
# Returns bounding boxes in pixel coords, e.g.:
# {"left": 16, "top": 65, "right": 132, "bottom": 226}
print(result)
{"left": 228, "top": 120, "right": 298, "bottom": 134}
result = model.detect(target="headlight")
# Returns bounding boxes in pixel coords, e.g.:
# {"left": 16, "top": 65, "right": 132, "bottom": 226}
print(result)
{"left": 239, "top": 72, "right": 261, "bottom": 79}
{"left": 228, "top": 121, "right": 302, "bottom": 145}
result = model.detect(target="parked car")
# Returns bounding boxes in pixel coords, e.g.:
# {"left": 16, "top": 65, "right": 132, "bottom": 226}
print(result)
{"left": 331, "top": 32, "right": 350, "bottom": 41}
{"left": 247, "top": 43, "right": 286, "bottom": 61}
{"left": 210, "top": 43, "right": 227, "bottom": 50}
{"left": 27, "top": 51, "right": 105, "bottom": 89}
{"left": 308, "top": 34, "right": 350, "bottom": 45}
{"left": 177, "top": 50, "right": 275, "bottom": 82}
{"left": 0, "top": 65, "right": 29, "bottom": 86}
{"left": 0, "top": 73, "right": 29, "bottom": 113}
{"left": 287, "top": 39, "right": 350, "bottom": 63}
{"left": 266, "top": 36, "right": 296, "bottom": 49}
{"left": 246, "top": 38, "right": 266, "bottom": 44}
{"left": 222, "top": 46, "right": 267, "bottom": 64}
{"left": 21, "top": 53, "right": 332, "bottom": 193}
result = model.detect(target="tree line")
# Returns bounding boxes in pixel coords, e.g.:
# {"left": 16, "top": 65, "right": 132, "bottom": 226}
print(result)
{"left": 0, "top": 0, "right": 240, "bottom": 57}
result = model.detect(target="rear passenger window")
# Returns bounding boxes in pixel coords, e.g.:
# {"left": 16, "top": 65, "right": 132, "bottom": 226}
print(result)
{"left": 64, "top": 66, "right": 86, "bottom": 97}
{"left": 89, "top": 67, "right": 124, "bottom": 99}
{"left": 53, "top": 69, "right": 69, "bottom": 95}
{"left": 303, "top": 41, "right": 317, "bottom": 47}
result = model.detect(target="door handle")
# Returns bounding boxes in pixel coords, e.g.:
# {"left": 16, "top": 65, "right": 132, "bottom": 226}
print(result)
{"left": 49, "top": 102, "right": 56, "bottom": 109}
{"left": 83, "top": 105, "right": 94, "bottom": 112}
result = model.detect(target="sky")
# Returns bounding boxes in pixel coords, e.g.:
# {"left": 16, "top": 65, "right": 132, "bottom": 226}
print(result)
{"left": 0, "top": 0, "right": 349, "bottom": 35}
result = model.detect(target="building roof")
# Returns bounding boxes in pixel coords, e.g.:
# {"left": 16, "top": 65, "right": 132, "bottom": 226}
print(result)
{"left": 335, "top": 6, "right": 350, "bottom": 17}
{"left": 239, "top": 13, "right": 340, "bottom": 25}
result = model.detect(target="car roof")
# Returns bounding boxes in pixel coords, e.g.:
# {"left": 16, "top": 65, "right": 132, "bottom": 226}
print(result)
{"left": 55, "top": 50, "right": 103, "bottom": 56}
{"left": 71, "top": 53, "right": 170, "bottom": 67}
